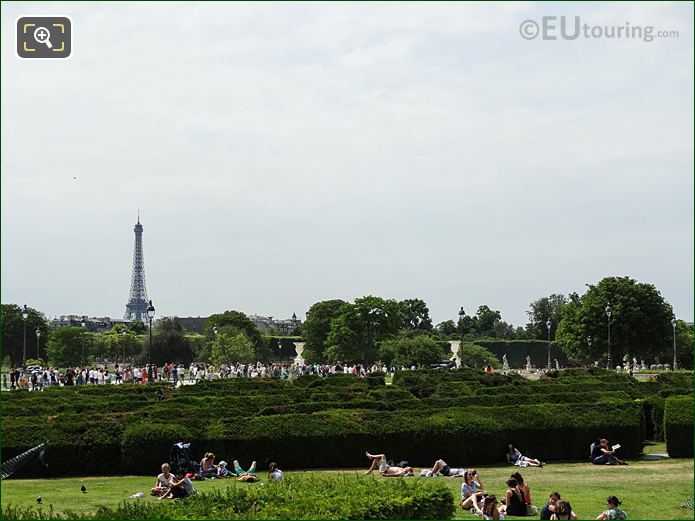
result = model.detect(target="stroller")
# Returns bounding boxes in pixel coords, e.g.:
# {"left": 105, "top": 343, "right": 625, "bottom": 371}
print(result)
{"left": 169, "top": 442, "right": 198, "bottom": 475}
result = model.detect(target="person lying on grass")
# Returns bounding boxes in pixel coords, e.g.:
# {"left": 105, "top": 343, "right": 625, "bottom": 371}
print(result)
{"left": 507, "top": 444, "right": 544, "bottom": 467}
{"left": 150, "top": 463, "right": 173, "bottom": 497}
{"left": 159, "top": 470, "right": 197, "bottom": 499}
{"left": 364, "top": 452, "right": 413, "bottom": 477}
{"left": 233, "top": 460, "right": 260, "bottom": 482}
{"left": 427, "top": 458, "right": 467, "bottom": 477}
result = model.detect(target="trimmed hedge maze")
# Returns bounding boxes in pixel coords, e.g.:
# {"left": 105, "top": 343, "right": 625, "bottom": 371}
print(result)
{"left": 2, "top": 369, "right": 692, "bottom": 477}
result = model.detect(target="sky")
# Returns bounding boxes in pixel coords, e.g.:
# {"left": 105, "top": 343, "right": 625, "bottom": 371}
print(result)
{"left": 2, "top": 2, "right": 693, "bottom": 327}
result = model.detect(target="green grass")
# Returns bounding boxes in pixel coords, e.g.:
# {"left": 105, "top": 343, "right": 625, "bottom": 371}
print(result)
{"left": 1, "top": 458, "right": 693, "bottom": 520}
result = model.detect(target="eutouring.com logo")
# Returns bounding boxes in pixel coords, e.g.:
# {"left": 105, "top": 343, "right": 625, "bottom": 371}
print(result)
{"left": 519, "top": 16, "right": 679, "bottom": 42}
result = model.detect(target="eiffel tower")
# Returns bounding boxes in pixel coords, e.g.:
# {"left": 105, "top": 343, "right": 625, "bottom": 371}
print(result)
{"left": 124, "top": 213, "right": 149, "bottom": 321}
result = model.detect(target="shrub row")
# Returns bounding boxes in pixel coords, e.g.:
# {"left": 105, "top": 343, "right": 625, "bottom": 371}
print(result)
{"left": 2, "top": 475, "right": 455, "bottom": 520}
{"left": 4, "top": 401, "right": 643, "bottom": 477}
{"left": 664, "top": 395, "right": 693, "bottom": 457}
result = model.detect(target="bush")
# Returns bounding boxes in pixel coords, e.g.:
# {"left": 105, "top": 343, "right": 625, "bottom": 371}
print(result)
{"left": 664, "top": 395, "right": 694, "bottom": 457}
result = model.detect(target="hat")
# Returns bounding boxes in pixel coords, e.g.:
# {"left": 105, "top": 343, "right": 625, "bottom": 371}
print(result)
{"left": 218, "top": 461, "right": 227, "bottom": 467}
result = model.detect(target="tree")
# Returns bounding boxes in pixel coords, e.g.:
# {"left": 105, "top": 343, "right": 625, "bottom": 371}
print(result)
{"left": 460, "top": 343, "right": 500, "bottom": 369}
{"left": 205, "top": 311, "right": 263, "bottom": 359}
{"left": 491, "top": 320, "right": 516, "bottom": 339}
{"left": 525, "top": 294, "right": 568, "bottom": 340}
{"left": 46, "top": 327, "right": 93, "bottom": 367}
{"left": 1, "top": 304, "right": 50, "bottom": 365}
{"left": 210, "top": 332, "right": 254, "bottom": 365}
{"left": 555, "top": 276, "right": 674, "bottom": 364}
{"left": 674, "top": 321, "right": 693, "bottom": 369}
{"left": 474, "top": 305, "right": 501, "bottom": 336}
{"left": 435, "top": 320, "right": 458, "bottom": 336}
{"left": 325, "top": 296, "right": 403, "bottom": 363}
{"left": 378, "top": 335, "right": 446, "bottom": 368}
{"left": 399, "top": 299, "right": 433, "bottom": 331}
{"left": 150, "top": 318, "right": 193, "bottom": 365}
{"left": 302, "top": 299, "right": 346, "bottom": 361}
{"left": 128, "top": 321, "right": 148, "bottom": 335}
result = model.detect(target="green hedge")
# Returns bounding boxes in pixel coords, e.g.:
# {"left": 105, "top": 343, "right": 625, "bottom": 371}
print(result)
{"left": 664, "top": 395, "right": 694, "bottom": 457}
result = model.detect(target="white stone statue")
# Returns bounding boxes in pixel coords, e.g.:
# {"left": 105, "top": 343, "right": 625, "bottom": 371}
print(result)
{"left": 502, "top": 354, "right": 509, "bottom": 371}
{"left": 525, "top": 355, "right": 532, "bottom": 372}
{"left": 293, "top": 342, "right": 306, "bottom": 366}
{"left": 448, "top": 341, "right": 462, "bottom": 369}
{"left": 633, "top": 357, "right": 639, "bottom": 371}
{"left": 555, "top": 358, "right": 560, "bottom": 371}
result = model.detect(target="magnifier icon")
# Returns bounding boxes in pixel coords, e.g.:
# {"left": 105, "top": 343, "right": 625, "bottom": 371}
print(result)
{"left": 33, "top": 26, "right": 53, "bottom": 49}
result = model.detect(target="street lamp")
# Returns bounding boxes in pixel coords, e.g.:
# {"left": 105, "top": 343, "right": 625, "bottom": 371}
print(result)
{"left": 81, "top": 316, "right": 87, "bottom": 366}
{"left": 35, "top": 328, "right": 41, "bottom": 359}
{"left": 458, "top": 307, "right": 465, "bottom": 334}
{"left": 671, "top": 318, "right": 678, "bottom": 371}
{"left": 587, "top": 336, "right": 592, "bottom": 363}
{"left": 605, "top": 303, "right": 612, "bottom": 369}
{"left": 546, "top": 319, "right": 552, "bottom": 370}
{"left": 121, "top": 329, "right": 127, "bottom": 366}
{"left": 278, "top": 339, "right": 282, "bottom": 361}
{"left": 22, "top": 305, "right": 28, "bottom": 364}
{"left": 146, "top": 300, "right": 155, "bottom": 366}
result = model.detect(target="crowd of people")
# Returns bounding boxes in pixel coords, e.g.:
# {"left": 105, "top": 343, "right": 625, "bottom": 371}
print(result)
{"left": 4, "top": 361, "right": 401, "bottom": 391}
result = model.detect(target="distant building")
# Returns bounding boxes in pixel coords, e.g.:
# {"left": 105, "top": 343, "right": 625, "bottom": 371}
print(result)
{"left": 51, "top": 315, "right": 133, "bottom": 333}
{"left": 248, "top": 312, "right": 300, "bottom": 335}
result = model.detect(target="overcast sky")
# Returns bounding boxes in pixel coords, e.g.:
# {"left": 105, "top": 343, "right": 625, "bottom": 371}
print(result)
{"left": 2, "top": 2, "right": 693, "bottom": 327}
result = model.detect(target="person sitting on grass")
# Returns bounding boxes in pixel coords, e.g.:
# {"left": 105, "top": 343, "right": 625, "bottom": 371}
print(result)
{"left": 216, "top": 461, "right": 233, "bottom": 478}
{"left": 482, "top": 495, "right": 505, "bottom": 520}
{"left": 507, "top": 444, "right": 544, "bottom": 467}
{"left": 460, "top": 469, "right": 485, "bottom": 515}
{"left": 596, "top": 496, "right": 627, "bottom": 520}
{"left": 591, "top": 439, "right": 627, "bottom": 466}
{"left": 540, "top": 492, "right": 561, "bottom": 520}
{"left": 550, "top": 500, "right": 577, "bottom": 520}
{"left": 510, "top": 472, "right": 536, "bottom": 514}
{"left": 364, "top": 452, "right": 413, "bottom": 477}
{"left": 498, "top": 478, "right": 527, "bottom": 517}
{"left": 199, "top": 452, "right": 218, "bottom": 478}
{"left": 428, "top": 458, "right": 467, "bottom": 477}
{"left": 150, "top": 463, "right": 173, "bottom": 497}
{"left": 268, "top": 462, "right": 284, "bottom": 481}
{"left": 160, "top": 470, "right": 197, "bottom": 499}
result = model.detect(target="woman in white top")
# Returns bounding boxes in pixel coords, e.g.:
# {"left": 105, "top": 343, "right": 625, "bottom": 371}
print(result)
{"left": 150, "top": 463, "right": 173, "bottom": 497}
{"left": 268, "top": 462, "right": 284, "bottom": 481}
{"left": 460, "top": 470, "right": 485, "bottom": 515}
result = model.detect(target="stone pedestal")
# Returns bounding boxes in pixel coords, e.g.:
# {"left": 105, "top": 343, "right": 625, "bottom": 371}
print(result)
{"left": 448, "top": 341, "right": 462, "bottom": 369}
{"left": 293, "top": 342, "right": 306, "bottom": 365}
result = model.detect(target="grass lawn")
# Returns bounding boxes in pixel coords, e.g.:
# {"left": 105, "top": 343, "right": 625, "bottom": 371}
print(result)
{"left": 1, "top": 456, "right": 692, "bottom": 520}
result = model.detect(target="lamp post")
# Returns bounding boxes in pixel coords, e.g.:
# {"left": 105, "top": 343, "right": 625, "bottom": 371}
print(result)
{"left": 35, "top": 328, "right": 41, "bottom": 359}
{"left": 22, "top": 305, "right": 29, "bottom": 365}
{"left": 121, "top": 329, "right": 127, "bottom": 367}
{"left": 81, "top": 316, "right": 87, "bottom": 366}
{"left": 587, "top": 336, "right": 592, "bottom": 364}
{"left": 278, "top": 339, "right": 282, "bottom": 362}
{"left": 458, "top": 307, "right": 465, "bottom": 335}
{"left": 671, "top": 318, "right": 678, "bottom": 371}
{"left": 146, "top": 300, "right": 155, "bottom": 366}
{"left": 546, "top": 319, "right": 552, "bottom": 370}
{"left": 605, "top": 303, "right": 612, "bottom": 369}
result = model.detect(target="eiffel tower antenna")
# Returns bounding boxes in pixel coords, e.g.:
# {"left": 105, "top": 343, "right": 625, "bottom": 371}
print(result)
{"left": 124, "top": 213, "right": 149, "bottom": 321}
